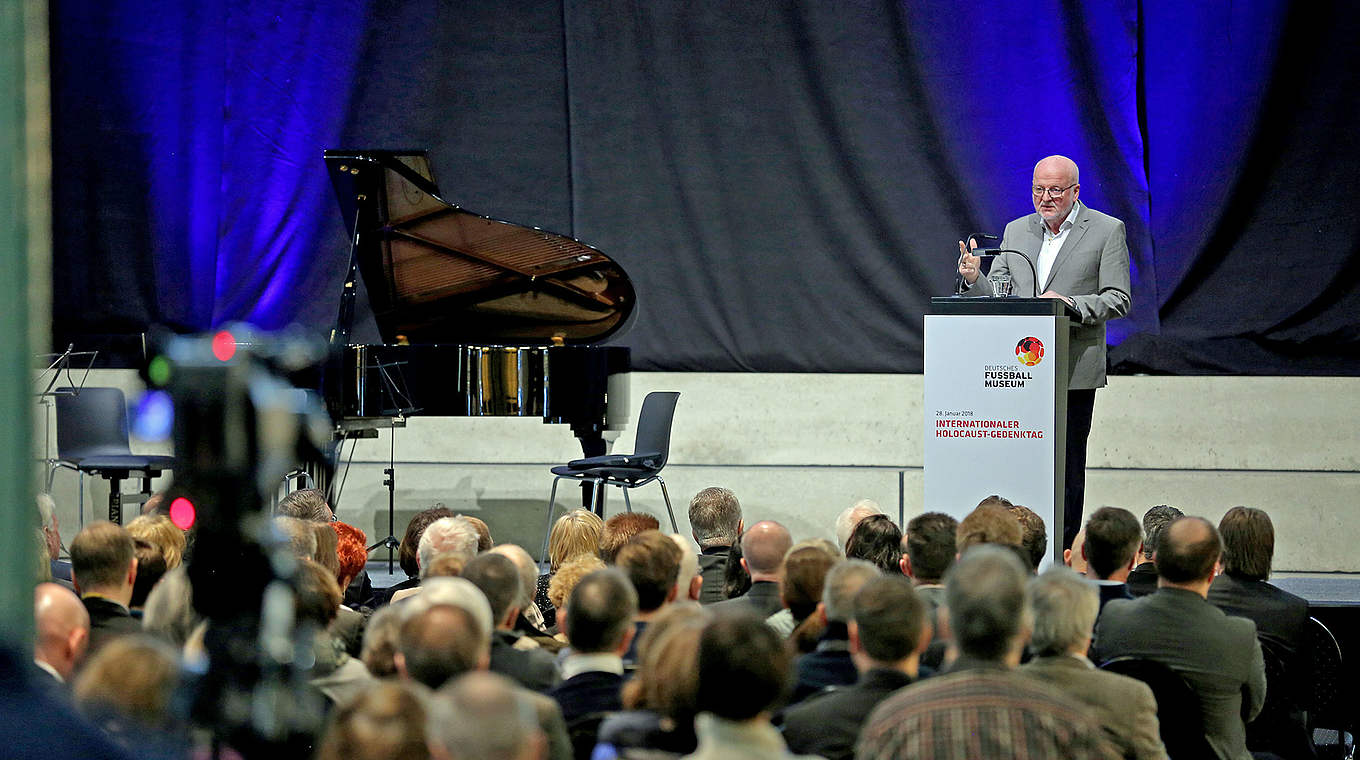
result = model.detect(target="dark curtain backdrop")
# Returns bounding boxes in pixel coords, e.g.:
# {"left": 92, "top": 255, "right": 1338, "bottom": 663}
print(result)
{"left": 51, "top": 0, "right": 1360, "bottom": 374}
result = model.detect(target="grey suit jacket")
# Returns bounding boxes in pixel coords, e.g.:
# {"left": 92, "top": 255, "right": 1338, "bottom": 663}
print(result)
{"left": 1021, "top": 654, "right": 1166, "bottom": 760}
{"left": 1090, "top": 588, "right": 1266, "bottom": 760}
{"left": 967, "top": 201, "right": 1131, "bottom": 389}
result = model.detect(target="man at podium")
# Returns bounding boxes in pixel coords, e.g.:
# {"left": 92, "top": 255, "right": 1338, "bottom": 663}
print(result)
{"left": 956, "top": 155, "right": 1132, "bottom": 551}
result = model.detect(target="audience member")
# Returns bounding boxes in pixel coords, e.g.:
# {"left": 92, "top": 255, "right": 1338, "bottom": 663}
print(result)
{"left": 459, "top": 513, "right": 495, "bottom": 552}
{"left": 463, "top": 553, "right": 562, "bottom": 693}
{"left": 390, "top": 515, "right": 482, "bottom": 604}
{"left": 600, "top": 513, "right": 661, "bottom": 564}
{"left": 1064, "top": 525, "right": 1089, "bottom": 574}
{"left": 597, "top": 605, "right": 707, "bottom": 758}
{"left": 767, "top": 543, "right": 836, "bottom": 639}
{"left": 141, "top": 566, "right": 200, "bottom": 648}
{"left": 843, "top": 514, "right": 903, "bottom": 574}
{"left": 277, "top": 488, "right": 335, "bottom": 522}
{"left": 126, "top": 514, "right": 186, "bottom": 570}
{"left": 275, "top": 515, "right": 317, "bottom": 560}
{"left": 129, "top": 539, "right": 167, "bottom": 613}
{"left": 720, "top": 538, "right": 751, "bottom": 601}
{"left": 688, "top": 487, "right": 743, "bottom": 604}
{"left": 538, "top": 509, "right": 605, "bottom": 627}
{"left": 1080, "top": 506, "right": 1142, "bottom": 612}
{"left": 294, "top": 557, "right": 375, "bottom": 707}
{"left": 782, "top": 576, "right": 930, "bottom": 760}
{"left": 614, "top": 530, "right": 684, "bottom": 664}
{"left": 834, "top": 498, "right": 882, "bottom": 552}
{"left": 790, "top": 559, "right": 879, "bottom": 702}
{"left": 1207, "top": 506, "right": 1311, "bottom": 759}
{"left": 687, "top": 612, "right": 803, "bottom": 760}
{"left": 37, "top": 493, "right": 72, "bottom": 587}
{"left": 668, "top": 533, "right": 704, "bottom": 602}
{"left": 378, "top": 506, "right": 455, "bottom": 604}
{"left": 358, "top": 603, "right": 403, "bottom": 678}
{"left": 315, "top": 681, "right": 432, "bottom": 760}
{"left": 434, "top": 672, "right": 549, "bottom": 760}
{"left": 312, "top": 520, "right": 342, "bottom": 579}
{"left": 858, "top": 546, "right": 1113, "bottom": 760}
{"left": 710, "top": 521, "right": 791, "bottom": 617}
{"left": 492, "top": 543, "right": 558, "bottom": 646}
{"left": 73, "top": 634, "right": 186, "bottom": 754}
{"left": 1021, "top": 567, "right": 1165, "bottom": 760}
{"left": 69, "top": 521, "right": 140, "bottom": 656}
{"left": 548, "top": 554, "right": 608, "bottom": 624}
{"left": 1007, "top": 504, "right": 1048, "bottom": 572}
{"left": 1092, "top": 516, "right": 1265, "bottom": 760}
{"left": 901, "top": 512, "right": 956, "bottom": 609}
{"left": 550, "top": 569, "right": 638, "bottom": 724}
{"left": 33, "top": 582, "right": 90, "bottom": 687}
{"left": 329, "top": 521, "right": 370, "bottom": 656}
{"left": 1128, "top": 505, "right": 1182, "bottom": 596}
{"left": 954, "top": 504, "right": 1023, "bottom": 555}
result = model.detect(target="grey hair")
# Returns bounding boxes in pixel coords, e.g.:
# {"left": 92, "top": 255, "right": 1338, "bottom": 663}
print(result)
{"left": 432, "top": 672, "right": 542, "bottom": 760}
{"left": 835, "top": 500, "right": 882, "bottom": 550}
{"left": 36, "top": 493, "right": 57, "bottom": 529}
{"left": 688, "top": 487, "right": 742, "bottom": 549}
{"left": 669, "top": 533, "right": 700, "bottom": 594}
{"left": 402, "top": 576, "right": 495, "bottom": 645}
{"left": 944, "top": 545, "right": 1033, "bottom": 661}
{"left": 821, "top": 559, "right": 881, "bottom": 623}
{"left": 1028, "top": 566, "right": 1099, "bottom": 657}
{"left": 489, "top": 544, "right": 538, "bottom": 608}
{"left": 418, "top": 517, "right": 480, "bottom": 578}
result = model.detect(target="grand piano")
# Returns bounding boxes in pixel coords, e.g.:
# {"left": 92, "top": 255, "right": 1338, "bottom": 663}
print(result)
{"left": 322, "top": 150, "right": 633, "bottom": 460}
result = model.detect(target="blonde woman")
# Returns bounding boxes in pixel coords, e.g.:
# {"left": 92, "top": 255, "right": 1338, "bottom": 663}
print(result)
{"left": 536, "top": 508, "right": 604, "bottom": 628}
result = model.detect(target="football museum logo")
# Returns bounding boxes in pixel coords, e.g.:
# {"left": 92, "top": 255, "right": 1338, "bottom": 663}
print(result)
{"left": 982, "top": 337, "right": 1044, "bottom": 388}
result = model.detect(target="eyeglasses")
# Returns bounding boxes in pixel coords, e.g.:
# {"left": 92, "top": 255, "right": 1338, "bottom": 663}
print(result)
{"left": 1032, "top": 183, "right": 1077, "bottom": 199}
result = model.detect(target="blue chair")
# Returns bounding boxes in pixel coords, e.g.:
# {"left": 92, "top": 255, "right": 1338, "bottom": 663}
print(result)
{"left": 49, "top": 387, "right": 174, "bottom": 524}
{"left": 540, "top": 391, "right": 680, "bottom": 563}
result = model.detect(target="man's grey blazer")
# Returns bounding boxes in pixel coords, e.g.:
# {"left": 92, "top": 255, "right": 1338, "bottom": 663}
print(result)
{"left": 966, "top": 201, "right": 1131, "bottom": 389}
{"left": 1090, "top": 587, "right": 1266, "bottom": 760}
{"left": 1021, "top": 654, "right": 1166, "bottom": 760}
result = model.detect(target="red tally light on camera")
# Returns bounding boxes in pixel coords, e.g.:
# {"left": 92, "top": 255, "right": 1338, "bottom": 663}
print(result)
{"left": 169, "top": 497, "right": 197, "bottom": 530}
{"left": 211, "top": 330, "right": 237, "bottom": 362}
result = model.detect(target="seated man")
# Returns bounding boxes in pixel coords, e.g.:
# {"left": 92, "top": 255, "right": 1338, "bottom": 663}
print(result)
{"left": 709, "top": 520, "right": 791, "bottom": 618}
{"left": 68, "top": 522, "right": 140, "bottom": 656}
{"left": 33, "top": 583, "right": 90, "bottom": 688}
{"left": 613, "top": 530, "right": 683, "bottom": 666}
{"left": 1092, "top": 516, "right": 1265, "bottom": 760}
{"left": 858, "top": 546, "right": 1112, "bottom": 760}
{"left": 690, "top": 612, "right": 802, "bottom": 758}
{"left": 1021, "top": 567, "right": 1165, "bottom": 759}
{"left": 782, "top": 575, "right": 930, "bottom": 760}
{"left": 688, "top": 487, "right": 743, "bottom": 604}
{"left": 1127, "top": 505, "right": 1182, "bottom": 597}
{"left": 550, "top": 568, "right": 638, "bottom": 722}
{"left": 462, "top": 553, "right": 561, "bottom": 693}
{"left": 1080, "top": 506, "right": 1142, "bottom": 612}
{"left": 789, "top": 559, "right": 880, "bottom": 703}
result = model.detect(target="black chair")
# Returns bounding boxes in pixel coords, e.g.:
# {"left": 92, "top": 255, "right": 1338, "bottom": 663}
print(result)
{"left": 540, "top": 391, "right": 680, "bottom": 563}
{"left": 1100, "top": 656, "right": 1216, "bottom": 760}
{"left": 1306, "top": 617, "right": 1355, "bottom": 760}
{"left": 1248, "top": 637, "right": 1314, "bottom": 759}
{"left": 49, "top": 387, "right": 174, "bottom": 524}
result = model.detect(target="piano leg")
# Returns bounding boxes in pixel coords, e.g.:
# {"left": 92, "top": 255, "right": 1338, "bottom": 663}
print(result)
{"left": 576, "top": 430, "right": 607, "bottom": 516}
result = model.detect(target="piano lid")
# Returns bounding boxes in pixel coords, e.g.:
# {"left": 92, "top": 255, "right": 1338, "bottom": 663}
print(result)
{"left": 324, "top": 149, "right": 635, "bottom": 345}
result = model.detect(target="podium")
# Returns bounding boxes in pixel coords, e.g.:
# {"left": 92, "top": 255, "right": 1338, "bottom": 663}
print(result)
{"left": 923, "top": 297, "right": 1075, "bottom": 566}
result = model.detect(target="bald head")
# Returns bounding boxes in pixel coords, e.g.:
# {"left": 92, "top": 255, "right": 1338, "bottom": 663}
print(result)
{"left": 34, "top": 583, "right": 90, "bottom": 680}
{"left": 741, "top": 521, "right": 793, "bottom": 578}
{"left": 1156, "top": 516, "right": 1222, "bottom": 586}
{"left": 1034, "top": 155, "right": 1079, "bottom": 184}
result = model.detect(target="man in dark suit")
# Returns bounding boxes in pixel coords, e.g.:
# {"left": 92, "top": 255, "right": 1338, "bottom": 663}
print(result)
{"left": 1208, "top": 506, "right": 1311, "bottom": 758}
{"left": 550, "top": 568, "right": 637, "bottom": 723}
{"left": 1127, "top": 505, "right": 1182, "bottom": 596}
{"left": 1092, "top": 517, "right": 1266, "bottom": 760}
{"left": 789, "top": 559, "right": 881, "bottom": 703}
{"left": 688, "top": 487, "right": 742, "bottom": 604}
{"left": 782, "top": 575, "right": 930, "bottom": 760}
{"left": 1080, "top": 507, "right": 1141, "bottom": 612}
{"left": 708, "top": 520, "right": 790, "bottom": 618}
{"left": 859, "top": 547, "right": 1113, "bottom": 760}
{"left": 613, "top": 530, "right": 683, "bottom": 666}
{"left": 1022, "top": 567, "right": 1165, "bottom": 759}
{"left": 32, "top": 582, "right": 89, "bottom": 689}
{"left": 69, "top": 521, "right": 140, "bottom": 656}
{"left": 960, "top": 155, "right": 1132, "bottom": 551}
{"left": 462, "top": 553, "right": 561, "bottom": 693}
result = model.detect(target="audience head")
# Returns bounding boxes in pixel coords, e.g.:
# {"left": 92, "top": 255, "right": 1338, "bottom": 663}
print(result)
{"left": 669, "top": 533, "right": 703, "bottom": 601}
{"left": 398, "top": 603, "right": 490, "bottom": 689}
{"left": 489, "top": 544, "right": 541, "bottom": 613}
{"left": 599, "top": 512, "right": 660, "bottom": 564}
{"left": 695, "top": 612, "right": 790, "bottom": 721}
{"left": 276, "top": 488, "right": 334, "bottom": 522}
{"left": 844, "top": 514, "right": 903, "bottom": 574}
{"left": 332, "top": 521, "right": 369, "bottom": 589}
{"left": 1156, "top": 516, "right": 1222, "bottom": 585}
{"left": 418, "top": 517, "right": 481, "bottom": 578}
{"left": 547, "top": 554, "right": 606, "bottom": 613}
{"left": 359, "top": 604, "right": 404, "bottom": 678}
{"left": 548, "top": 508, "right": 604, "bottom": 571}
{"left": 615, "top": 530, "right": 684, "bottom": 614}
{"left": 723, "top": 539, "right": 752, "bottom": 600}
{"left": 956, "top": 504, "right": 1023, "bottom": 555}
{"left": 462, "top": 552, "right": 524, "bottom": 629}
{"left": 405, "top": 576, "right": 495, "bottom": 643}
{"left": 1064, "top": 526, "right": 1089, "bottom": 574}
{"left": 563, "top": 568, "right": 638, "bottom": 654}
{"left": 1007, "top": 505, "right": 1047, "bottom": 572}
{"left": 458, "top": 514, "right": 494, "bottom": 552}
{"left": 1141, "top": 504, "right": 1184, "bottom": 562}
{"left": 1219, "top": 506, "right": 1275, "bottom": 581}
{"left": 69, "top": 521, "right": 137, "bottom": 602}
{"left": 976, "top": 494, "right": 1014, "bottom": 510}
{"left": 944, "top": 544, "right": 1031, "bottom": 662}
{"left": 126, "top": 514, "right": 186, "bottom": 571}
{"left": 34, "top": 582, "right": 90, "bottom": 680}
{"left": 622, "top": 604, "right": 707, "bottom": 718}
{"left": 434, "top": 672, "right": 546, "bottom": 760}
{"left": 275, "top": 515, "right": 317, "bottom": 559}
{"left": 294, "top": 557, "right": 344, "bottom": 627}
{"left": 312, "top": 520, "right": 341, "bottom": 578}
{"left": 424, "top": 552, "right": 468, "bottom": 579}
{"left": 904, "top": 512, "right": 958, "bottom": 583}
{"left": 1082, "top": 507, "right": 1142, "bottom": 580}
{"left": 822, "top": 559, "right": 881, "bottom": 624}
{"left": 74, "top": 634, "right": 181, "bottom": 730}
{"left": 130, "top": 539, "right": 168, "bottom": 609}
{"left": 399, "top": 506, "right": 455, "bottom": 578}
{"left": 316, "top": 681, "right": 431, "bottom": 760}
{"left": 835, "top": 499, "right": 883, "bottom": 551}
{"left": 740, "top": 520, "right": 793, "bottom": 579}
{"left": 141, "top": 566, "right": 200, "bottom": 647}
{"left": 688, "top": 487, "right": 743, "bottom": 550}
{"left": 779, "top": 544, "right": 838, "bottom": 623}
{"left": 1028, "top": 566, "right": 1099, "bottom": 657}
{"left": 851, "top": 575, "right": 928, "bottom": 667}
